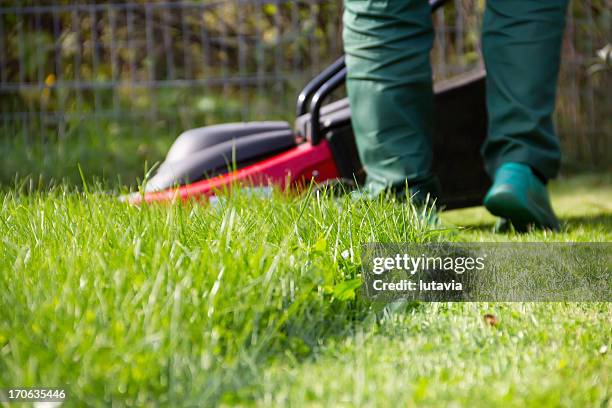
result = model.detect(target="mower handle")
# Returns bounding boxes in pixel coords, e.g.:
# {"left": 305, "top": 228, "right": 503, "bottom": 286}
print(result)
{"left": 303, "top": 0, "right": 449, "bottom": 144}
{"left": 309, "top": 67, "right": 347, "bottom": 145}
{"left": 296, "top": 56, "right": 345, "bottom": 118}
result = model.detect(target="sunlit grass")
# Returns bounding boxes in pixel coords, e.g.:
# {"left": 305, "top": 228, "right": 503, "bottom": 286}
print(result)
{"left": 0, "top": 175, "right": 610, "bottom": 406}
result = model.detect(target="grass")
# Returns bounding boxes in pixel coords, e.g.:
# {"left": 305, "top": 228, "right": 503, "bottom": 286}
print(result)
{"left": 0, "top": 120, "right": 178, "bottom": 188}
{"left": 0, "top": 174, "right": 610, "bottom": 406}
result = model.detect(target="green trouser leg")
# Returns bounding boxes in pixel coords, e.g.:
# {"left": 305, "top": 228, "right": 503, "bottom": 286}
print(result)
{"left": 482, "top": 0, "right": 569, "bottom": 181}
{"left": 343, "top": 0, "right": 437, "bottom": 199}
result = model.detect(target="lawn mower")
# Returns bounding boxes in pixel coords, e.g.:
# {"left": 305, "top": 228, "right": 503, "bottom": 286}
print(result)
{"left": 125, "top": 0, "right": 490, "bottom": 209}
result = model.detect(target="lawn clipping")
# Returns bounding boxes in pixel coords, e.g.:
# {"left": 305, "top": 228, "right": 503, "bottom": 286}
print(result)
{"left": 361, "top": 243, "right": 611, "bottom": 302}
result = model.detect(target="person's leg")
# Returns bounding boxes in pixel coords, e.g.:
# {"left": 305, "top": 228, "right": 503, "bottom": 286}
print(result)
{"left": 481, "top": 0, "right": 569, "bottom": 230}
{"left": 481, "top": 0, "right": 569, "bottom": 180}
{"left": 343, "top": 0, "right": 439, "bottom": 202}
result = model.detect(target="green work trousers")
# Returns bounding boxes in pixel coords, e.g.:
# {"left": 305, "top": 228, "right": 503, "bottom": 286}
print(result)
{"left": 343, "top": 0, "right": 569, "bottom": 194}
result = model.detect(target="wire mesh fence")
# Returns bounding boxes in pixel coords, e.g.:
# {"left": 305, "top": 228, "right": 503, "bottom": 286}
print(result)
{"left": 0, "top": 0, "right": 610, "bottom": 171}
{"left": 0, "top": 1, "right": 342, "bottom": 135}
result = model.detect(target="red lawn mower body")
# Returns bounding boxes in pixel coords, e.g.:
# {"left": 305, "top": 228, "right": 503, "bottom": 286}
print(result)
{"left": 129, "top": 139, "right": 339, "bottom": 204}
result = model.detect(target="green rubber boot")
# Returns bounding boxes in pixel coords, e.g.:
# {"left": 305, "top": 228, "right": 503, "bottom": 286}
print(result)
{"left": 484, "top": 162, "right": 560, "bottom": 232}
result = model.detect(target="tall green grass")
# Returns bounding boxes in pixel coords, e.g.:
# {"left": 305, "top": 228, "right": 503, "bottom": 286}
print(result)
{"left": 0, "top": 177, "right": 610, "bottom": 406}
{"left": 0, "top": 186, "right": 438, "bottom": 405}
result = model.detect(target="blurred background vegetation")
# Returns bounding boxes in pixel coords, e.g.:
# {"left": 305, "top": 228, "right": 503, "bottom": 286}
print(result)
{"left": 0, "top": 0, "right": 610, "bottom": 187}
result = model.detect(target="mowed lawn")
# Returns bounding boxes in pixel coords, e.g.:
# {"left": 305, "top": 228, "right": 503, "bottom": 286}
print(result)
{"left": 0, "top": 175, "right": 610, "bottom": 406}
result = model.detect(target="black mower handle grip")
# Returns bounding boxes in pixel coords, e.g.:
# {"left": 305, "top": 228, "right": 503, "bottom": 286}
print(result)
{"left": 302, "top": 0, "right": 449, "bottom": 145}
{"left": 296, "top": 56, "right": 345, "bottom": 118}
{"left": 309, "top": 67, "right": 347, "bottom": 145}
